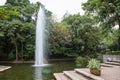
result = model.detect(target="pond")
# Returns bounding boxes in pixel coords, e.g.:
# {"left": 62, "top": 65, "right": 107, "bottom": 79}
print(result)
{"left": 0, "top": 61, "right": 75, "bottom": 80}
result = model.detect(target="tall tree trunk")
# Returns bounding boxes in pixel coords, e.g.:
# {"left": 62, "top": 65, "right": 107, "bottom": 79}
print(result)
{"left": 14, "top": 38, "right": 18, "bottom": 62}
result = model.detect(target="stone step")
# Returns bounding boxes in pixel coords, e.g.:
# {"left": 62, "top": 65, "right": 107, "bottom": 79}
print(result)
{"left": 111, "top": 60, "right": 120, "bottom": 63}
{"left": 105, "top": 62, "right": 120, "bottom": 66}
{"left": 0, "top": 66, "right": 11, "bottom": 72}
{"left": 75, "top": 69, "right": 104, "bottom": 80}
{"left": 100, "top": 63, "right": 113, "bottom": 67}
{"left": 64, "top": 71, "right": 90, "bottom": 80}
{"left": 54, "top": 73, "right": 70, "bottom": 80}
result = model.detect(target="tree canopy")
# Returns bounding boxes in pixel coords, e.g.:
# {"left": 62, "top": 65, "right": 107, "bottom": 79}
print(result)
{"left": 83, "top": 0, "right": 120, "bottom": 50}
{"left": 0, "top": 0, "right": 119, "bottom": 61}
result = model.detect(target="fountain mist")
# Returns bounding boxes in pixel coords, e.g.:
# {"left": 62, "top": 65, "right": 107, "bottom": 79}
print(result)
{"left": 34, "top": 5, "right": 48, "bottom": 67}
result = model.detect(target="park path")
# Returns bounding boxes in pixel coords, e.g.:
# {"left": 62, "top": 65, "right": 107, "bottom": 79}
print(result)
{"left": 54, "top": 64, "right": 120, "bottom": 80}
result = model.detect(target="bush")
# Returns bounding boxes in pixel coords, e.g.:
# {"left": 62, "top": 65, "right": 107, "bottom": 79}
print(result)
{"left": 87, "top": 59, "right": 100, "bottom": 70}
{"left": 75, "top": 56, "right": 88, "bottom": 68}
{"left": 106, "top": 51, "right": 120, "bottom": 55}
{"left": 97, "top": 54, "right": 103, "bottom": 63}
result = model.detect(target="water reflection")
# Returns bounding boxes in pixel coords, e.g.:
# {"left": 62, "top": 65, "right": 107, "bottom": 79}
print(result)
{"left": 34, "top": 67, "right": 43, "bottom": 80}
{"left": 34, "top": 67, "right": 53, "bottom": 80}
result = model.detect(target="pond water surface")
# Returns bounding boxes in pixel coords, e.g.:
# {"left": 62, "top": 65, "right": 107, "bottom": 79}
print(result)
{"left": 0, "top": 61, "right": 75, "bottom": 80}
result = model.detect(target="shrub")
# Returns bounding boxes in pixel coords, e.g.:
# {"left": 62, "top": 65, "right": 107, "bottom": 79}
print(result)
{"left": 97, "top": 54, "right": 103, "bottom": 63}
{"left": 87, "top": 59, "right": 100, "bottom": 70}
{"left": 75, "top": 56, "right": 88, "bottom": 68}
{"left": 106, "top": 51, "right": 120, "bottom": 55}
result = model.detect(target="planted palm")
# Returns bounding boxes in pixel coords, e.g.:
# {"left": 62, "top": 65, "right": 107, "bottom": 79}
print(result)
{"left": 87, "top": 59, "right": 101, "bottom": 76}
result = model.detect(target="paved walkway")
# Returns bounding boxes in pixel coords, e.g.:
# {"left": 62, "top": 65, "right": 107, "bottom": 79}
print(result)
{"left": 54, "top": 65, "right": 120, "bottom": 80}
{"left": 101, "top": 66, "right": 120, "bottom": 80}
{"left": 0, "top": 65, "right": 11, "bottom": 72}
{"left": 77, "top": 66, "right": 120, "bottom": 80}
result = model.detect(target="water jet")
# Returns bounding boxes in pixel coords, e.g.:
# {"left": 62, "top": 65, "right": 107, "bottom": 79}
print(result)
{"left": 33, "top": 5, "right": 50, "bottom": 67}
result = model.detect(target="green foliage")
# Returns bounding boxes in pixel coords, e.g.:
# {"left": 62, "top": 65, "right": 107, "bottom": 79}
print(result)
{"left": 7, "top": 0, "right": 30, "bottom": 6}
{"left": 49, "top": 22, "right": 72, "bottom": 56}
{"left": 87, "top": 59, "right": 100, "bottom": 70}
{"left": 0, "top": 1, "right": 46, "bottom": 61}
{"left": 0, "top": 7, "right": 9, "bottom": 19}
{"left": 62, "top": 14, "right": 101, "bottom": 55}
{"left": 66, "top": 53, "right": 79, "bottom": 57}
{"left": 82, "top": 0, "right": 120, "bottom": 50}
{"left": 101, "top": 29, "right": 119, "bottom": 47}
{"left": 0, "top": 0, "right": 53, "bottom": 61}
{"left": 8, "top": 52, "right": 15, "bottom": 60}
{"left": 106, "top": 51, "right": 120, "bottom": 55}
{"left": 1, "top": 0, "right": 119, "bottom": 61}
{"left": 75, "top": 56, "right": 88, "bottom": 68}
{"left": 42, "top": 69, "right": 52, "bottom": 74}
{"left": 97, "top": 54, "right": 103, "bottom": 63}
{"left": 0, "top": 6, "right": 19, "bottom": 20}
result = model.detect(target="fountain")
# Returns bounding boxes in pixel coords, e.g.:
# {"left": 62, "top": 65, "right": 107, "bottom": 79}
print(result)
{"left": 33, "top": 5, "right": 49, "bottom": 67}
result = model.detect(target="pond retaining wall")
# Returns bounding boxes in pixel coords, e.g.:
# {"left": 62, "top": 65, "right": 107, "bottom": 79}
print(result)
{"left": 103, "top": 55, "right": 120, "bottom": 62}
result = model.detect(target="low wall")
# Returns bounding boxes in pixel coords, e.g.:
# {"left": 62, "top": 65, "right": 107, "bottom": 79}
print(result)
{"left": 103, "top": 55, "right": 120, "bottom": 62}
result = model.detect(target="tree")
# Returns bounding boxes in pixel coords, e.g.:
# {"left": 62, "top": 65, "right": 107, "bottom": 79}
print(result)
{"left": 49, "top": 22, "right": 72, "bottom": 57}
{"left": 0, "top": 6, "right": 19, "bottom": 20}
{"left": 0, "top": 7, "right": 9, "bottom": 19}
{"left": 0, "top": 1, "right": 53, "bottom": 61}
{"left": 6, "top": 0, "right": 30, "bottom": 6}
{"left": 62, "top": 14, "right": 101, "bottom": 56}
{"left": 82, "top": 0, "right": 120, "bottom": 50}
